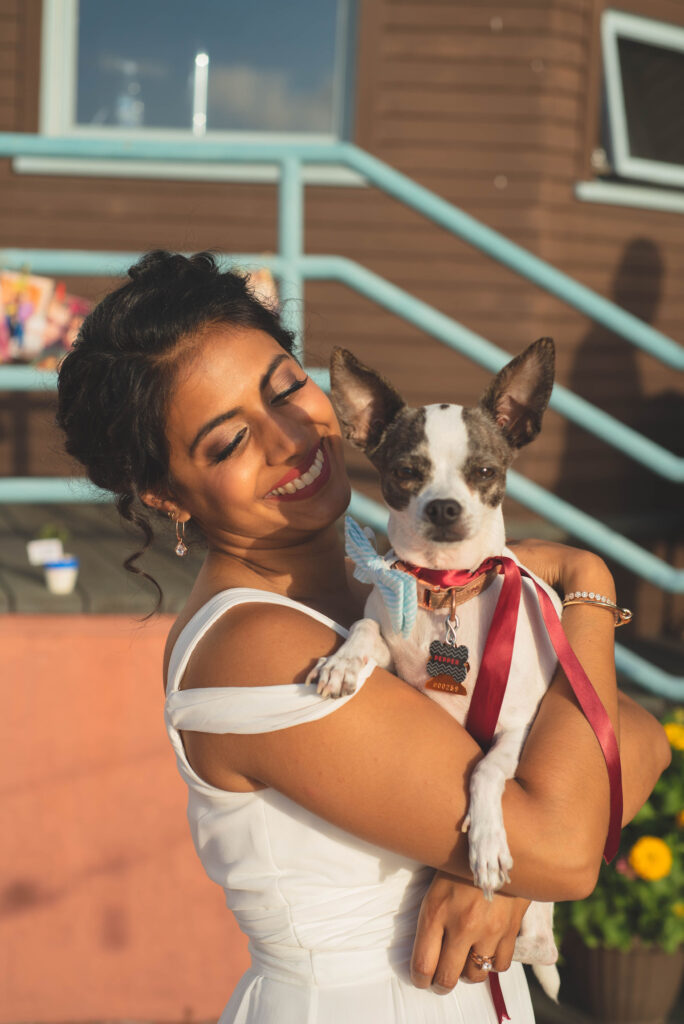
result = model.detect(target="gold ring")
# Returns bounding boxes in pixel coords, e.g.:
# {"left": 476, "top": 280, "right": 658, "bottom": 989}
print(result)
{"left": 468, "top": 950, "right": 496, "bottom": 972}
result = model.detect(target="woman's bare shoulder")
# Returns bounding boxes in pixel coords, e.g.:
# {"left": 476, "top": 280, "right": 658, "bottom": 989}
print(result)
{"left": 174, "top": 599, "right": 345, "bottom": 692}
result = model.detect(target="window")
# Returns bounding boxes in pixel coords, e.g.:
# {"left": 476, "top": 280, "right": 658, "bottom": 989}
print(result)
{"left": 601, "top": 9, "right": 684, "bottom": 189}
{"left": 24, "top": 0, "right": 362, "bottom": 185}
{"left": 42, "top": 0, "right": 354, "bottom": 140}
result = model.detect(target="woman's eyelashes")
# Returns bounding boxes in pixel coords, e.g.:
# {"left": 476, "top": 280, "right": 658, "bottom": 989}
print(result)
{"left": 210, "top": 428, "right": 248, "bottom": 464}
{"left": 208, "top": 375, "right": 309, "bottom": 464}
{"left": 270, "top": 375, "right": 308, "bottom": 405}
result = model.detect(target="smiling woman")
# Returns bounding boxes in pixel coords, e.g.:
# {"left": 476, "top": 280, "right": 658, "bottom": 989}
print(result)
{"left": 53, "top": 251, "right": 670, "bottom": 1024}
{"left": 153, "top": 318, "right": 350, "bottom": 552}
{"left": 56, "top": 251, "right": 349, "bottom": 602}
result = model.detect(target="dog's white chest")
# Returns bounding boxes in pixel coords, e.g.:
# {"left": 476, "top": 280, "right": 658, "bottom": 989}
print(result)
{"left": 374, "top": 560, "right": 561, "bottom": 733}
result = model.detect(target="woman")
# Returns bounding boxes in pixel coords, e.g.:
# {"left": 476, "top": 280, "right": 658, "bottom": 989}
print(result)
{"left": 56, "top": 252, "right": 669, "bottom": 1024}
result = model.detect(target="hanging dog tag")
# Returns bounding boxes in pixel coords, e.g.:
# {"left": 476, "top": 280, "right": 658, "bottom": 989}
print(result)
{"left": 425, "top": 613, "right": 470, "bottom": 695}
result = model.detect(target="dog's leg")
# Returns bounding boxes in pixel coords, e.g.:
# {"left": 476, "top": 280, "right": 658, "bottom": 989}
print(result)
{"left": 515, "top": 902, "right": 560, "bottom": 1001}
{"left": 305, "top": 618, "right": 393, "bottom": 698}
{"left": 515, "top": 901, "right": 558, "bottom": 965}
{"left": 463, "top": 726, "right": 526, "bottom": 898}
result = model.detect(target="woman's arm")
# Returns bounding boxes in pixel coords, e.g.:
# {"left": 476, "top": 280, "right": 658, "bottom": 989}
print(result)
{"left": 179, "top": 563, "right": 668, "bottom": 903}
{"left": 509, "top": 540, "right": 670, "bottom": 878}
{"left": 618, "top": 690, "right": 671, "bottom": 823}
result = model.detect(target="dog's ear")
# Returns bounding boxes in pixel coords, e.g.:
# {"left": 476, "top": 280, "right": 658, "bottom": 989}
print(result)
{"left": 330, "top": 347, "right": 405, "bottom": 452}
{"left": 479, "top": 337, "right": 555, "bottom": 449}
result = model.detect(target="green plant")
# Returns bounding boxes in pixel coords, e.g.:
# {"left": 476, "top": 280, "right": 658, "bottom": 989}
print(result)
{"left": 556, "top": 708, "right": 684, "bottom": 953}
{"left": 36, "top": 522, "right": 70, "bottom": 546}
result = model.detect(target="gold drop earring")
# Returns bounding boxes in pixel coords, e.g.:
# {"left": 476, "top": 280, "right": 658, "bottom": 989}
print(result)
{"left": 168, "top": 510, "right": 188, "bottom": 557}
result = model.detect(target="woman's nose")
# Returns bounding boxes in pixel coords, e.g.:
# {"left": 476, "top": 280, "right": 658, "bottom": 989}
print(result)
{"left": 260, "top": 409, "right": 310, "bottom": 465}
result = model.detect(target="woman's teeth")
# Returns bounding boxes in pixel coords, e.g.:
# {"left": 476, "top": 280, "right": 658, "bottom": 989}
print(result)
{"left": 270, "top": 448, "right": 324, "bottom": 496}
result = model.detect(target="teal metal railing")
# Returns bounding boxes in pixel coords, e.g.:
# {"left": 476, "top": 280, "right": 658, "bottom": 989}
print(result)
{"left": 0, "top": 134, "right": 681, "bottom": 697}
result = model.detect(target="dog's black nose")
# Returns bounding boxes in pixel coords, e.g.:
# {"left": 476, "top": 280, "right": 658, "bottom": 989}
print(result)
{"left": 424, "top": 499, "right": 462, "bottom": 526}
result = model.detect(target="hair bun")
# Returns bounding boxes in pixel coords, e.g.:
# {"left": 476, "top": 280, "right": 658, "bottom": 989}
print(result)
{"left": 128, "top": 250, "right": 179, "bottom": 282}
{"left": 128, "top": 250, "right": 220, "bottom": 284}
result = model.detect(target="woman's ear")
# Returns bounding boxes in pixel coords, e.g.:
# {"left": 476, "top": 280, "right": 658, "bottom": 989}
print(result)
{"left": 140, "top": 491, "right": 191, "bottom": 523}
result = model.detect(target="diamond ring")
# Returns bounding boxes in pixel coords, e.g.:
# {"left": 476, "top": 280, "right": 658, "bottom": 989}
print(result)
{"left": 468, "top": 950, "right": 496, "bottom": 972}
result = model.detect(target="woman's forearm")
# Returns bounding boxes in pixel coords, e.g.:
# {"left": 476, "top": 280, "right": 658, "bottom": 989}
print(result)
{"left": 500, "top": 547, "right": 668, "bottom": 900}
{"left": 618, "top": 691, "right": 670, "bottom": 824}
{"left": 499, "top": 549, "right": 621, "bottom": 899}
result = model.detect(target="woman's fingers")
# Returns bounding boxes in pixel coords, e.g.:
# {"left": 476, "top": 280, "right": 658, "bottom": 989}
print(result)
{"left": 431, "top": 933, "right": 472, "bottom": 993}
{"left": 493, "top": 897, "right": 529, "bottom": 973}
{"left": 462, "top": 896, "right": 529, "bottom": 982}
{"left": 491, "top": 929, "right": 516, "bottom": 974}
{"left": 410, "top": 892, "right": 448, "bottom": 988}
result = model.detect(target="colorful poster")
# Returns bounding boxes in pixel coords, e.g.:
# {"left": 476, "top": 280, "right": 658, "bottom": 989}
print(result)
{"left": 0, "top": 272, "right": 92, "bottom": 367}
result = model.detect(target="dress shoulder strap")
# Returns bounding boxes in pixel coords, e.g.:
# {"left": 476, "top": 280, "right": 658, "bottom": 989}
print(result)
{"left": 165, "top": 587, "right": 373, "bottom": 737}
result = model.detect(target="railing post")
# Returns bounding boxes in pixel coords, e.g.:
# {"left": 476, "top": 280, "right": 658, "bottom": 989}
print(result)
{"left": 278, "top": 156, "right": 304, "bottom": 361}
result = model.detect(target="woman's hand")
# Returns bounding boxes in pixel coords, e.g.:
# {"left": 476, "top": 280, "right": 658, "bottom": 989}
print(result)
{"left": 410, "top": 871, "right": 529, "bottom": 992}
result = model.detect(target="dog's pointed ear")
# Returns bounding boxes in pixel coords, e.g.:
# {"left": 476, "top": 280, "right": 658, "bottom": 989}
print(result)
{"left": 330, "top": 347, "right": 405, "bottom": 453}
{"left": 479, "top": 337, "right": 555, "bottom": 449}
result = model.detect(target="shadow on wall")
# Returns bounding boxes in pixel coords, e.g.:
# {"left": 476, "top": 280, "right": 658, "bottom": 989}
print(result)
{"left": 556, "top": 238, "right": 683, "bottom": 639}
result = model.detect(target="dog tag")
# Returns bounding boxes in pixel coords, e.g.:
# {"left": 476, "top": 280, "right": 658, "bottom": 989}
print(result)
{"left": 425, "top": 614, "right": 469, "bottom": 696}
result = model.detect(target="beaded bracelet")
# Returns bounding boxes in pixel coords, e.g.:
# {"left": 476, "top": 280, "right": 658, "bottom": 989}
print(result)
{"left": 561, "top": 591, "right": 633, "bottom": 627}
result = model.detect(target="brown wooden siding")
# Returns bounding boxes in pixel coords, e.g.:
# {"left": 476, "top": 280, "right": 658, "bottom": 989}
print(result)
{"left": 0, "top": 0, "right": 681, "bottom": 636}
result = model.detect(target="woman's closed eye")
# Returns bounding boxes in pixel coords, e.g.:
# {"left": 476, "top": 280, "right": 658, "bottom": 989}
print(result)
{"left": 208, "top": 375, "right": 309, "bottom": 464}
{"left": 209, "top": 428, "right": 248, "bottom": 464}
{"left": 270, "top": 374, "right": 308, "bottom": 405}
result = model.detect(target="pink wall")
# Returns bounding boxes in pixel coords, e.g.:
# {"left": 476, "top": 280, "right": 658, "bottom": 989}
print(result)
{"left": 0, "top": 615, "right": 249, "bottom": 1022}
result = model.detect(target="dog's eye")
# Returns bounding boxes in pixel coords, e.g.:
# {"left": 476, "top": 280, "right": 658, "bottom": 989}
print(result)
{"left": 478, "top": 466, "right": 496, "bottom": 479}
{"left": 395, "top": 465, "right": 420, "bottom": 481}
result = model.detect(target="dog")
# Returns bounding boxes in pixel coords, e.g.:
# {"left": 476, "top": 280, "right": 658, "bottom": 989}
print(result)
{"left": 307, "top": 338, "right": 561, "bottom": 1000}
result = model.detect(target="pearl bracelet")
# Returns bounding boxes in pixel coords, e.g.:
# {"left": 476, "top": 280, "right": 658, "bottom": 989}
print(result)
{"left": 561, "top": 591, "right": 633, "bottom": 627}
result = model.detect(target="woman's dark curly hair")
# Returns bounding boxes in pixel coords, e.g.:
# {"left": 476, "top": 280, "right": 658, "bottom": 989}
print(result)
{"left": 56, "top": 250, "right": 295, "bottom": 608}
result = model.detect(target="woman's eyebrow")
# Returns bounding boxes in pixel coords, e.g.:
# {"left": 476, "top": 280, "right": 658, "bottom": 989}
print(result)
{"left": 188, "top": 353, "right": 291, "bottom": 455}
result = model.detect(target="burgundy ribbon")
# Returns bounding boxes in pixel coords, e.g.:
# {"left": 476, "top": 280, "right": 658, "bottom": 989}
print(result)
{"left": 488, "top": 973, "right": 510, "bottom": 1022}
{"left": 406, "top": 555, "right": 623, "bottom": 1024}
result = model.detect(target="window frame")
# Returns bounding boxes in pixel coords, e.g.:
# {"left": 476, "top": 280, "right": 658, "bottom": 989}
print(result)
{"left": 25, "top": 0, "right": 363, "bottom": 186}
{"left": 602, "top": 8, "right": 684, "bottom": 189}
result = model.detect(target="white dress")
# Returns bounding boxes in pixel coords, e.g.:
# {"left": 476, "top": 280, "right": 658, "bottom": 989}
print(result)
{"left": 164, "top": 588, "right": 535, "bottom": 1024}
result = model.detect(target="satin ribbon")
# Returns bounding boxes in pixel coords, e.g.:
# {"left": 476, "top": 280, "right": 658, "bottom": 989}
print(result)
{"left": 489, "top": 973, "right": 510, "bottom": 1023}
{"left": 404, "top": 555, "right": 623, "bottom": 1024}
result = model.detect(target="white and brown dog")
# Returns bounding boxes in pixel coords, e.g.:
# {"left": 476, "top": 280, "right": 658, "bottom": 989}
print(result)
{"left": 308, "top": 338, "right": 561, "bottom": 999}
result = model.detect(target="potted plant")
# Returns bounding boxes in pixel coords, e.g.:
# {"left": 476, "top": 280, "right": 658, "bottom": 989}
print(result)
{"left": 555, "top": 708, "right": 684, "bottom": 1023}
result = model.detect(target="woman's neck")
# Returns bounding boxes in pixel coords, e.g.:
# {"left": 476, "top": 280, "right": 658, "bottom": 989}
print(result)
{"left": 201, "top": 523, "right": 351, "bottom": 607}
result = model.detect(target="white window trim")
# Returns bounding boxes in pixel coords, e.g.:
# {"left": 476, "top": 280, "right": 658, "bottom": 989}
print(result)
{"left": 24, "top": 0, "right": 365, "bottom": 188}
{"left": 575, "top": 180, "right": 684, "bottom": 214}
{"left": 602, "top": 9, "right": 684, "bottom": 190}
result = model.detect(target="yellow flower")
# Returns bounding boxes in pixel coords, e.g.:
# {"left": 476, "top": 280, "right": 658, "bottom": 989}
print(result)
{"left": 628, "top": 837, "right": 673, "bottom": 880}
{"left": 674, "top": 902, "right": 684, "bottom": 919}
{"left": 664, "top": 722, "right": 684, "bottom": 750}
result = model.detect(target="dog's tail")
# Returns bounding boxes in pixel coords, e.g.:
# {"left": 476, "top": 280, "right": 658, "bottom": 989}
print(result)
{"left": 532, "top": 963, "right": 560, "bottom": 1003}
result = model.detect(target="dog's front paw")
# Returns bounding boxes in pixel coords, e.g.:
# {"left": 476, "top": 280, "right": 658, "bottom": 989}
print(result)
{"left": 305, "top": 652, "right": 366, "bottom": 699}
{"left": 467, "top": 819, "right": 513, "bottom": 898}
